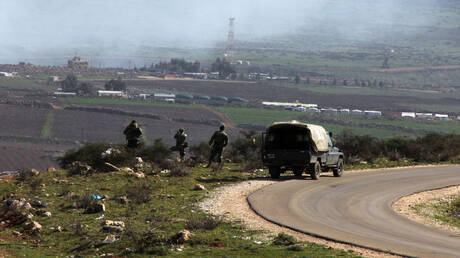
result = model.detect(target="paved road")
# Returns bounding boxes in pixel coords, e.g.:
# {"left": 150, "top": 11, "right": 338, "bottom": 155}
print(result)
{"left": 248, "top": 166, "right": 460, "bottom": 257}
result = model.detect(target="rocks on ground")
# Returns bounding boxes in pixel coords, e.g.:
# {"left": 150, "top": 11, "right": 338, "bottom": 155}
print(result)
{"left": 193, "top": 184, "right": 206, "bottom": 191}
{"left": 102, "top": 220, "right": 125, "bottom": 233}
{"left": 171, "top": 229, "right": 191, "bottom": 244}
{"left": 84, "top": 202, "right": 105, "bottom": 214}
{"left": 69, "top": 161, "right": 95, "bottom": 175}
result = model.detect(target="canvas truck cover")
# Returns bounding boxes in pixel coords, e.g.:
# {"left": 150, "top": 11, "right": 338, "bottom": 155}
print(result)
{"left": 268, "top": 121, "right": 329, "bottom": 152}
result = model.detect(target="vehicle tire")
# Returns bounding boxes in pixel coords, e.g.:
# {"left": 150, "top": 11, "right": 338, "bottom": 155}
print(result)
{"left": 293, "top": 167, "right": 303, "bottom": 177}
{"left": 269, "top": 167, "right": 281, "bottom": 179}
{"left": 310, "top": 161, "right": 321, "bottom": 180}
{"left": 333, "top": 158, "right": 344, "bottom": 177}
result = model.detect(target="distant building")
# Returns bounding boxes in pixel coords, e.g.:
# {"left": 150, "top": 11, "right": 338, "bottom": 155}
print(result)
{"left": 208, "top": 72, "right": 220, "bottom": 80}
{"left": 434, "top": 114, "right": 449, "bottom": 121}
{"left": 164, "top": 74, "right": 178, "bottom": 79}
{"left": 262, "top": 102, "right": 317, "bottom": 109}
{"left": 67, "top": 56, "right": 89, "bottom": 69}
{"left": 54, "top": 91, "right": 76, "bottom": 97}
{"left": 415, "top": 113, "right": 433, "bottom": 119}
{"left": 339, "top": 109, "right": 350, "bottom": 115}
{"left": 183, "top": 73, "right": 207, "bottom": 79}
{"left": 97, "top": 90, "right": 125, "bottom": 97}
{"left": 351, "top": 109, "right": 364, "bottom": 115}
{"left": 401, "top": 112, "right": 416, "bottom": 118}
{"left": 322, "top": 108, "right": 338, "bottom": 115}
{"left": 364, "top": 110, "right": 382, "bottom": 117}
{"left": 154, "top": 93, "right": 175, "bottom": 100}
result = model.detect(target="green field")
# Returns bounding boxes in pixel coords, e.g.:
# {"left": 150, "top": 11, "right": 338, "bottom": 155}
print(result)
{"left": 0, "top": 77, "right": 51, "bottom": 90}
{"left": 63, "top": 97, "right": 202, "bottom": 109}
{"left": 216, "top": 106, "right": 460, "bottom": 138}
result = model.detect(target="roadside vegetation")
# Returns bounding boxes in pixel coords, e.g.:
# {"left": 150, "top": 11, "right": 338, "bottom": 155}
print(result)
{"left": 413, "top": 196, "right": 460, "bottom": 230}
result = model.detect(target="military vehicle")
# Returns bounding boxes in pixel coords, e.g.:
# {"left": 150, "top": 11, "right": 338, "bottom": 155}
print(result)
{"left": 262, "top": 121, "right": 344, "bottom": 179}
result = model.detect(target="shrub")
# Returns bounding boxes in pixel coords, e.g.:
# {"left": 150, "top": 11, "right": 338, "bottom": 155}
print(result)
{"left": 189, "top": 142, "right": 211, "bottom": 163}
{"left": 169, "top": 163, "right": 191, "bottom": 177}
{"left": 139, "top": 139, "right": 172, "bottom": 164}
{"left": 17, "top": 168, "right": 38, "bottom": 182}
{"left": 272, "top": 233, "right": 296, "bottom": 246}
{"left": 186, "top": 216, "right": 223, "bottom": 230}
{"left": 131, "top": 231, "right": 170, "bottom": 254}
{"left": 125, "top": 182, "right": 153, "bottom": 205}
{"left": 58, "top": 142, "right": 135, "bottom": 170}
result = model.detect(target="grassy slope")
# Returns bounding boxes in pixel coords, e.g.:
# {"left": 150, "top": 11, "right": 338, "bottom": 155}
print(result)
{"left": 0, "top": 166, "right": 359, "bottom": 257}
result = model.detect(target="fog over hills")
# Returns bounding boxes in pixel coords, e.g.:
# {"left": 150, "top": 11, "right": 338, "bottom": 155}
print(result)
{"left": 0, "top": 0, "right": 455, "bottom": 65}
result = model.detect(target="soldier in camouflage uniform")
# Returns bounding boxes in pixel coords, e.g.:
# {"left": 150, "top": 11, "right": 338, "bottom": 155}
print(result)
{"left": 205, "top": 125, "right": 229, "bottom": 168}
{"left": 172, "top": 128, "right": 188, "bottom": 161}
{"left": 123, "top": 120, "right": 142, "bottom": 154}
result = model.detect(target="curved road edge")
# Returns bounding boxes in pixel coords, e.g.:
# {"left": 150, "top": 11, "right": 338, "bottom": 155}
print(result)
{"left": 247, "top": 165, "right": 460, "bottom": 258}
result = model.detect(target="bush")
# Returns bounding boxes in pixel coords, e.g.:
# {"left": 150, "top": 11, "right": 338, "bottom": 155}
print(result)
{"left": 139, "top": 139, "right": 172, "bottom": 164}
{"left": 190, "top": 142, "right": 211, "bottom": 163}
{"left": 169, "top": 163, "right": 191, "bottom": 177}
{"left": 131, "top": 231, "right": 170, "bottom": 254}
{"left": 186, "top": 216, "right": 223, "bottom": 230}
{"left": 58, "top": 142, "right": 135, "bottom": 170}
{"left": 125, "top": 182, "right": 153, "bottom": 205}
{"left": 272, "top": 233, "right": 296, "bottom": 246}
{"left": 17, "top": 168, "right": 38, "bottom": 182}
{"left": 335, "top": 131, "right": 460, "bottom": 164}
{"left": 226, "top": 130, "right": 263, "bottom": 169}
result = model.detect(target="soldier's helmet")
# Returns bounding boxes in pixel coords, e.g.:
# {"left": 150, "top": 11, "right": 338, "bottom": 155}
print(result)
{"left": 219, "top": 124, "right": 225, "bottom": 131}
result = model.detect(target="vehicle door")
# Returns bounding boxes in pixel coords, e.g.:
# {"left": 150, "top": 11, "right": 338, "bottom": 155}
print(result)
{"left": 326, "top": 134, "right": 339, "bottom": 165}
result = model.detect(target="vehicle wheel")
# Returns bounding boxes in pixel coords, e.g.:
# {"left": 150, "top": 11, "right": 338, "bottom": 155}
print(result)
{"left": 310, "top": 161, "right": 321, "bottom": 180}
{"left": 333, "top": 158, "right": 344, "bottom": 177}
{"left": 269, "top": 167, "right": 281, "bottom": 179}
{"left": 293, "top": 167, "right": 303, "bottom": 177}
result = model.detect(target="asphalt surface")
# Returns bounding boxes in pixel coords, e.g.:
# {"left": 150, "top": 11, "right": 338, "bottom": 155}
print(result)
{"left": 248, "top": 166, "right": 460, "bottom": 257}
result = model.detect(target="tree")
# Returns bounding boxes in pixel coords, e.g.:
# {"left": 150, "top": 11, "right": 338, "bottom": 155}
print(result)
{"left": 78, "top": 82, "right": 93, "bottom": 95}
{"left": 105, "top": 78, "right": 126, "bottom": 91}
{"left": 61, "top": 74, "right": 93, "bottom": 95}
{"left": 61, "top": 74, "right": 79, "bottom": 92}
{"left": 211, "top": 58, "right": 235, "bottom": 80}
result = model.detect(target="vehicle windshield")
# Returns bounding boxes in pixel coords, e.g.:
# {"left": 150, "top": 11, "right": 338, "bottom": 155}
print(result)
{"left": 265, "top": 127, "right": 311, "bottom": 149}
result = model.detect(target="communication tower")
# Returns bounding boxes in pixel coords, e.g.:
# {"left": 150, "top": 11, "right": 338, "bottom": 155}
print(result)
{"left": 225, "top": 17, "right": 235, "bottom": 62}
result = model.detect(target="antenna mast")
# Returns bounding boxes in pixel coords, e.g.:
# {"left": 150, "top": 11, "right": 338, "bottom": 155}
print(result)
{"left": 225, "top": 17, "right": 235, "bottom": 63}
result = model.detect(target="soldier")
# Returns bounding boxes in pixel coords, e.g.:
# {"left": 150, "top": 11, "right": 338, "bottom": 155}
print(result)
{"left": 123, "top": 120, "right": 142, "bottom": 154}
{"left": 205, "top": 124, "right": 229, "bottom": 169}
{"left": 172, "top": 128, "right": 188, "bottom": 161}
{"left": 328, "top": 131, "right": 336, "bottom": 147}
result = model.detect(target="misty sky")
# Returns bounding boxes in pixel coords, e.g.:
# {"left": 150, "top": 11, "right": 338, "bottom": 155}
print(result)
{"left": 0, "top": 0, "right": 445, "bottom": 60}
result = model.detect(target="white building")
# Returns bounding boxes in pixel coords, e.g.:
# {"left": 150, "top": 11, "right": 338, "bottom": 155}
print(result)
{"left": 364, "top": 110, "right": 382, "bottom": 117}
{"left": 434, "top": 114, "right": 449, "bottom": 121}
{"left": 98, "top": 90, "right": 125, "bottom": 97}
{"left": 401, "top": 112, "right": 416, "bottom": 118}
{"left": 339, "top": 109, "right": 350, "bottom": 114}
{"left": 54, "top": 92, "right": 76, "bottom": 97}
{"left": 416, "top": 113, "right": 433, "bottom": 119}
{"left": 352, "top": 109, "right": 364, "bottom": 115}
{"left": 262, "top": 102, "right": 317, "bottom": 109}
